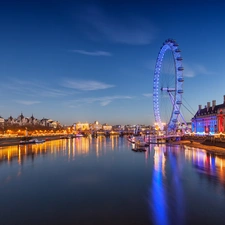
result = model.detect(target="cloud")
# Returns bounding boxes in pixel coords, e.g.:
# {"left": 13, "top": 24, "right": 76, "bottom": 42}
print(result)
{"left": 100, "top": 100, "right": 112, "bottom": 106}
{"left": 81, "top": 6, "right": 158, "bottom": 45}
{"left": 38, "top": 88, "right": 71, "bottom": 97}
{"left": 183, "top": 64, "right": 196, "bottom": 78}
{"left": 70, "top": 49, "right": 112, "bottom": 56}
{"left": 194, "top": 64, "right": 215, "bottom": 75}
{"left": 183, "top": 63, "right": 214, "bottom": 78}
{"left": 143, "top": 93, "right": 152, "bottom": 98}
{"left": 15, "top": 100, "right": 41, "bottom": 105}
{"left": 0, "top": 78, "right": 73, "bottom": 98}
{"left": 63, "top": 79, "right": 115, "bottom": 91}
{"left": 146, "top": 56, "right": 215, "bottom": 78}
{"left": 68, "top": 95, "right": 133, "bottom": 107}
{"left": 145, "top": 60, "right": 214, "bottom": 78}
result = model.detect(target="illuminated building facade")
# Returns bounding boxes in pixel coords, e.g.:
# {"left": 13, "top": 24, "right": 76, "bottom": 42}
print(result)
{"left": 74, "top": 122, "right": 90, "bottom": 131}
{"left": 89, "top": 121, "right": 102, "bottom": 131}
{"left": 192, "top": 95, "right": 225, "bottom": 134}
{"left": 102, "top": 123, "right": 112, "bottom": 131}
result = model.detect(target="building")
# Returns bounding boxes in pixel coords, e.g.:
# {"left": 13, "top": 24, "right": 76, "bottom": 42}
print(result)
{"left": 28, "top": 114, "right": 39, "bottom": 125}
{"left": 102, "top": 123, "right": 112, "bottom": 131}
{"left": 192, "top": 95, "right": 225, "bottom": 134}
{"left": 0, "top": 116, "right": 4, "bottom": 124}
{"left": 47, "top": 119, "right": 60, "bottom": 128}
{"left": 5, "top": 115, "right": 16, "bottom": 124}
{"left": 0, "top": 116, "right": 4, "bottom": 133}
{"left": 74, "top": 122, "right": 90, "bottom": 131}
{"left": 112, "top": 125, "right": 123, "bottom": 131}
{"left": 89, "top": 121, "right": 102, "bottom": 131}
{"left": 3, "top": 114, "right": 60, "bottom": 128}
{"left": 16, "top": 113, "right": 26, "bottom": 125}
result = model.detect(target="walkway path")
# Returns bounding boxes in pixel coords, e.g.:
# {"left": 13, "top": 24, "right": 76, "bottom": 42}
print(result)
{"left": 176, "top": 139, "right": 225, "bottom": 156}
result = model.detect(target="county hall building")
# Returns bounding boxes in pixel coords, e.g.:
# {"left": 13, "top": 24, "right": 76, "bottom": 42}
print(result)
{"left": 192, "top": 95, "right": 225, "bottom": 134}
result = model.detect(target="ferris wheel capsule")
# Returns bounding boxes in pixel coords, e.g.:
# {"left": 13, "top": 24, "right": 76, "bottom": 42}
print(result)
{"left": 178, "top": 67, "right": 184, "bottom": 71}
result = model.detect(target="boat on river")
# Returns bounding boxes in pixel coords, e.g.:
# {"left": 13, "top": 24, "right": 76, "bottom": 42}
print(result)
{"left": 132, "top": 147, "right": 147, "bottom": 152}
{"left": 75, "top": 133, "right": 84, "bottom": 137}
{"left": 127, "top": 136, "right": 149, "bottom": 146}
{"left": 20, "top": 138, "right": 45, "bottom": 145}
{"left": 127, "top": 136, "right": 136, "bottom": 143}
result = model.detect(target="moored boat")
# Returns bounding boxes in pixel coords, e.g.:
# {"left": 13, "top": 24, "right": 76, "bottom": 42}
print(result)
{"left": 75, "top": 133, "right": 84, "bottom": 137}
{"left": 132, "top": 147, "right": 147, "bottom": 152}
{"left": 20, "top": 138, "right": 45, "bottom": 145}
{"left": 127, "top": 136, "right": 136, "bottom": 143}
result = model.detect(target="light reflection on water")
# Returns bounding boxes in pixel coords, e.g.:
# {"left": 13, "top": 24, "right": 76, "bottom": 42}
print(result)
{"left": 0, "top": 137, "right": 225, "bottom": 225}
{"left": 151, "top": 146, "right": 169, "bottom": 225}
{"left": 149, "top": 145, "right": 186, "bottom": 225}
{"left": 184, "top": 146, "right": 225, "bottom": 185}
{"left": 149, "top": 144, "right": 225, "bottom": 225}
{"left": 0, "top": 136, "right": 123, "bottom": 164}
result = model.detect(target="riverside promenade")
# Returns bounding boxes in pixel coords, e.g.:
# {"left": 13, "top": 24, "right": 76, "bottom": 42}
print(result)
{"left": 177, "top": 135, "right": 225, "bottom": 156}
{"left": 0, "top": 135, "right": 64, "bottom": 147}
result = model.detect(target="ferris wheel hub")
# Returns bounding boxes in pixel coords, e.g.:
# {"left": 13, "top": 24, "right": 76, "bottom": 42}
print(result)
{"left": 161, "top": 87, "right": 176, "bottom": 92}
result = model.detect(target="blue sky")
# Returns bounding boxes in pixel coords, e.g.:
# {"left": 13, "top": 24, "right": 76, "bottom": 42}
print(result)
{"left": 0, "top": 0, "right": 225, "bottom": 126}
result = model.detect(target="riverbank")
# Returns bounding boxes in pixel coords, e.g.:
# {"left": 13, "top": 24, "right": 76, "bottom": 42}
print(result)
{"left": 175, "top": 139, "right": 225, "bottom": 156}
{"left": 0, "top": 135, "right": 64, "bottom": 147}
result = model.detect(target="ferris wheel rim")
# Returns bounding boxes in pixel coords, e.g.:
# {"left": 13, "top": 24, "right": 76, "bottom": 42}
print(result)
{"left": 153, "top": 38, "right": 184, "bottom": 133}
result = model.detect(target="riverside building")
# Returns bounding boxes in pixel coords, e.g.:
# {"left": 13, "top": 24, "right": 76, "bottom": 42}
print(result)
{"left": 192, "top": 95, "right": 225, "bottom": 134}
{"left": 2, "top": 113, "right": 60, "bottom": 128}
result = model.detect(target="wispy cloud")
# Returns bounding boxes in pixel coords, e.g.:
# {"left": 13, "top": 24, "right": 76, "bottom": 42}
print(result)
{"left": 183, "top": 63, "right": 214, "bottom": 78}
{"left": 183, "top": 64, "right": 195, "bottom": 78}
{"left": 70, "top": 49, "right": 112, "bottom": 56}
{"left": 81, "top": 6, "right": 158, "bottom": 45}
{"left": 0, "top": 78, "right": 73, "bottom": 98}
{"left": 15, "top": 100, "right": 41, "bottom": 105}
{"left": 68, "top": 95, "right": 133, "bottom": 107}
{"left": 146, "top": 60, "right": 214, "bottom": 78}
{"left": 63, "top": 79, "right": 115, "bottom": 91}
{"left": 100, "top": 100, "right": 112, "bottom": 106}
{"left": 143, "top": 93, "right": 152, "bottom": 98}
{"left": 194, "top": 64, "right": 215, "bottom": 75}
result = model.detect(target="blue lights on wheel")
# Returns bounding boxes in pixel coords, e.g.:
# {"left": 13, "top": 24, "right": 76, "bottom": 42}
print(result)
{"left": 153, "top": 39, "right": 184, "bottom": 133}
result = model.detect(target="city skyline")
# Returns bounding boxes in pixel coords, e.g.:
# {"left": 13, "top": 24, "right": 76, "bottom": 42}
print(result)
{"left": 0, "top": 0, "right": 225, "bottom": 125}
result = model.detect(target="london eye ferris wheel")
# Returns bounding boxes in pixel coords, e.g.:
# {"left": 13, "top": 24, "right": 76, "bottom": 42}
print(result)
{"left": 153, "top": 39, "right": 184, "bottom": 134}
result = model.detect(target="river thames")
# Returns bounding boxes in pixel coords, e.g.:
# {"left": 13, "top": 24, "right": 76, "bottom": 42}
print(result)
{"left": 0, "top": 136, "right": 225, "bottom": 225}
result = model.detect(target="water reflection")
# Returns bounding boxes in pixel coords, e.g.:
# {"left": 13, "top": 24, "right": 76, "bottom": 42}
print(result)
{"left": 150, "top": 145, "right": 185, "bottom": 225}
{"left": 149, "top": 144, "right": 225, "bottom": 225}
{"left": 0, "top": 137, "right": 225, "bottom": 224}
{"left": 0, "top": 139, "right": 66, "bottom": 165}
{"left": 167, "top": 146, "right": 185, "bottom": 225}
{"left": 184, "top": 146, "right": 225, "bottom": 188}
{"left": 0, "top": 136, "right": 123, "bottom": 165}
{"left": 151, "top": 146, "right": 168, "bottom": 225}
